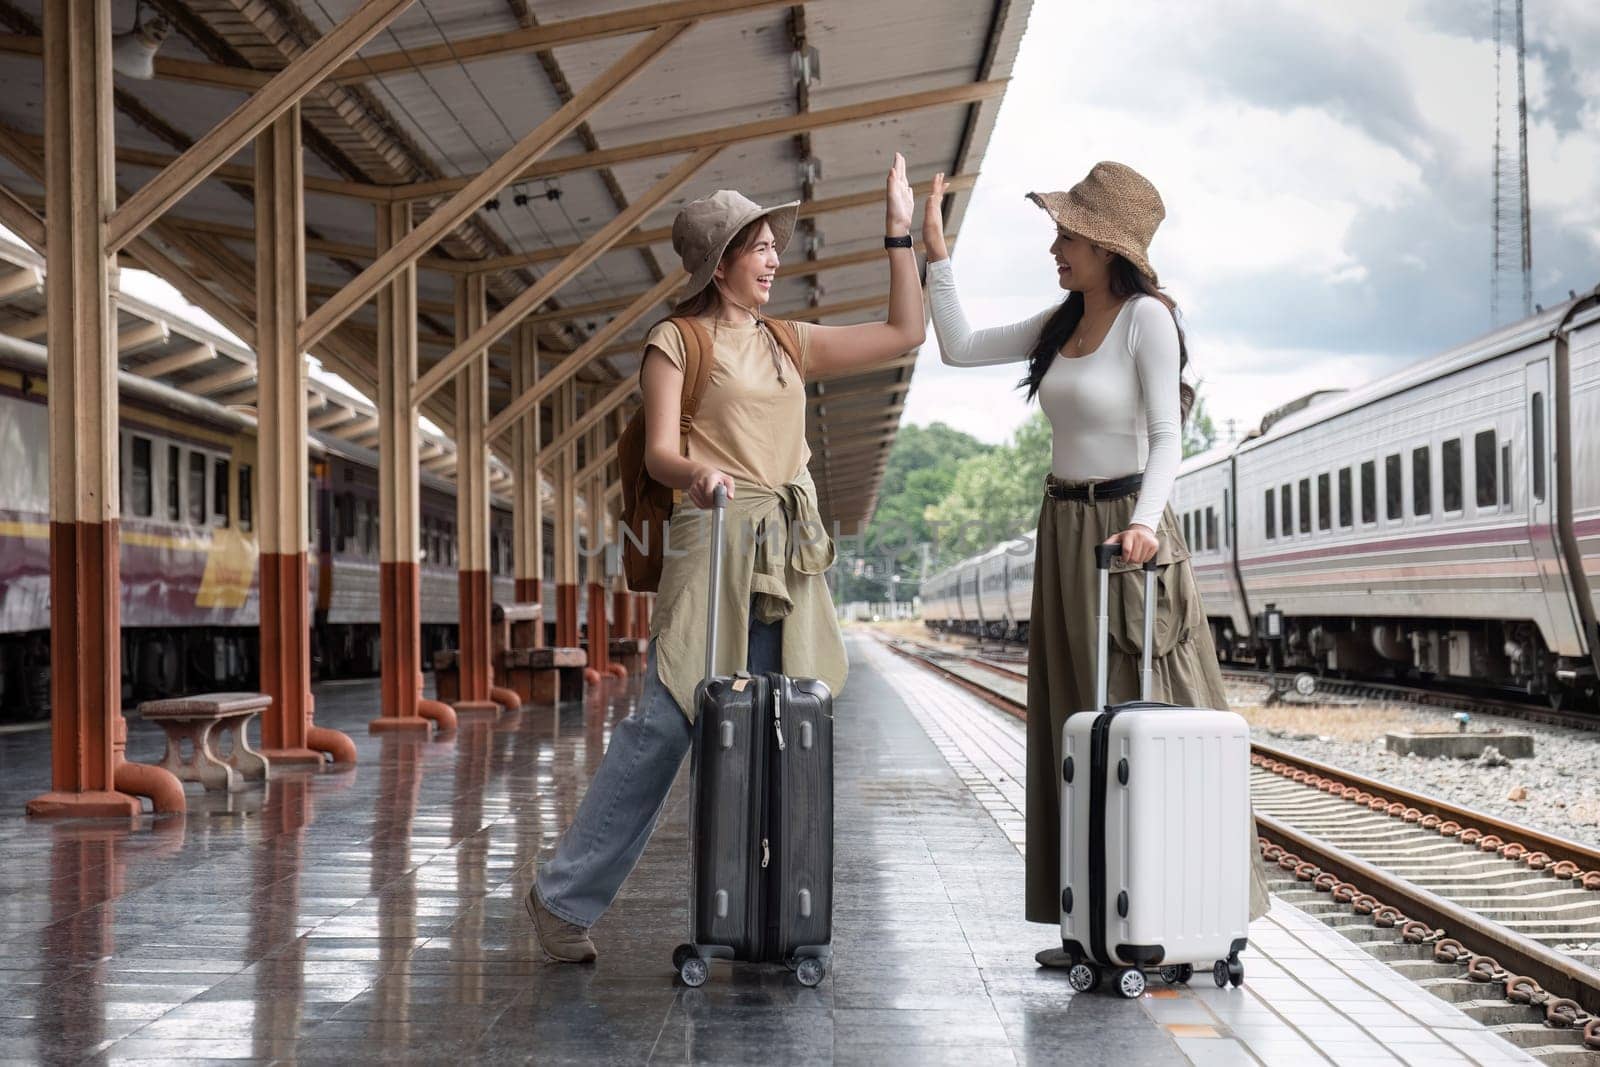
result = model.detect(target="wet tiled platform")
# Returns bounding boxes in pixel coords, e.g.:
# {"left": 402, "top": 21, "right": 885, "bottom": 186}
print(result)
{"left": 0, "top": 637, "right": 1540, "bottom": 1065}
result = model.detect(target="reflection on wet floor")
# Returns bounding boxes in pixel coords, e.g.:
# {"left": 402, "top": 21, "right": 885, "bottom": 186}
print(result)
{"left": 0, "top": 641, "right": 1188, "bottom": 1064}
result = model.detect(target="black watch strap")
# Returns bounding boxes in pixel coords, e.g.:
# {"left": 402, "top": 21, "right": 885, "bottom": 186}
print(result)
{"left": 883, "top": 234, "right": 913, "bottom": 249}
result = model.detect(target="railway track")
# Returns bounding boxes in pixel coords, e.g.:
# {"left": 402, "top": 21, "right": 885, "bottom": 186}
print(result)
{"left": 912, "top": 628, "right": 1600, "bottom": 733}
{"left": 879, "top": 633, "right": 1600, "bottom": 1063}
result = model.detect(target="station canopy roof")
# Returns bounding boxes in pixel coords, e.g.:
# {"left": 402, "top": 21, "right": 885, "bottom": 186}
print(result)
{"left": 0, "top": 0, "right": 1030, "bottom": 533}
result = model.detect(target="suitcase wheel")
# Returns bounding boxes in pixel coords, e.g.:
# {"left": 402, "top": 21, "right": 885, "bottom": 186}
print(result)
{"left": 672, "top": 944, "right": 695, "bottom": 971}
{"left": 679, "top": 955, "right": 708, "bottom": 988}
{"left": 1212, "top": 959, "right": 1229, "bottom": 988}
{"left": 1115, "top": 967, "right": 1146, "bottom": 999}
{"left": 1067, "top": 962, "right": 1100, "bottom": 994}
{"left": 1159, "top": 964, "right": 1194, "bottom": 986}
{"left": 1228, "top": 955, "right": 1244, "bottom": 988}
{"left": 795, "top": 957, "right": 825, "bottom": 988}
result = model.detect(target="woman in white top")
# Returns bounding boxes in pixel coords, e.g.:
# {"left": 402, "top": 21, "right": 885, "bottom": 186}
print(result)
{"left": 922, "top": 162, "right": 1269, "bottom": 963}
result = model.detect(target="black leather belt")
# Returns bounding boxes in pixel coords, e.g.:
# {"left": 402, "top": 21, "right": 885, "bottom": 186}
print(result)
{"left": 1044, "top": 472, "right": 1143, "bottom": 503}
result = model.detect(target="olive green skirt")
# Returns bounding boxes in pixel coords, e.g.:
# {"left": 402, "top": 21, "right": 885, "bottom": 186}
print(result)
{"left": 1023, "top": 482, "right": 1272, "bottom": 925}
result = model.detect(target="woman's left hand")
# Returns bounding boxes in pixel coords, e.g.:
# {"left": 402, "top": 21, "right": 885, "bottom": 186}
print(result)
{"left": 1104, "top": 524, "right": 1159, "bottom": 565}
{"left": 885, "top": 151, "right": 914, "bottom": 236}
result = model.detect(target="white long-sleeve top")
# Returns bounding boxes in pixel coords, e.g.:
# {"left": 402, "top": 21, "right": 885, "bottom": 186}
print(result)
{"left": 926, "top": 257, "right": 1182, "bottom": 532}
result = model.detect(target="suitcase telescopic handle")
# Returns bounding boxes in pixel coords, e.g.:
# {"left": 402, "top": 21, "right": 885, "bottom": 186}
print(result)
{"left": 703, "top": 485, "right": 729, "bottom": 682}
{"left": 1093, "top": 542, "right": 1160, "bottom": 708}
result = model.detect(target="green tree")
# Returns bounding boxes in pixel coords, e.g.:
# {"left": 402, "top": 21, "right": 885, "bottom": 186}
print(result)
{"left": 1183, "top": 389, "right": 1217, "bottom": 458}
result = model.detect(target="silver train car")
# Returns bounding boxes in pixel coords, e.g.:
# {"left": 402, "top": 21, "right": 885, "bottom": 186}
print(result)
{"left": 923, "top": 287, "right": 1600, "bottom": 706}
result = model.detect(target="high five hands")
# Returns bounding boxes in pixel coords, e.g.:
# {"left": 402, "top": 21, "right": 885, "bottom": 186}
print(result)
{"left": 922, "top": 171, "right": 950, "bottom": 262}
{"left": 886, "top": 151, "right": 914, "bottom": 238}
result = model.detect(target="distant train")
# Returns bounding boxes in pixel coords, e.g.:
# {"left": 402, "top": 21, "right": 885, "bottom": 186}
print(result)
{"left": 923, "top": 287, "right": 1600, "bottom": 708}
{"left": 0, "top": 336, "right": 548, "bottom": 721}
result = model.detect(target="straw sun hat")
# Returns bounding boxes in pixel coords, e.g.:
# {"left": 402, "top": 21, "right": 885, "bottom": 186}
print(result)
{"left": 671, "top": 189, "right": 800, "bottom": 300}
{"left": 1026, "top": 161, "right": 1165, "bottom": 285}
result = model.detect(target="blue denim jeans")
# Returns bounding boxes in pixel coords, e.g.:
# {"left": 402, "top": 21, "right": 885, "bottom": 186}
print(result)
{"left": 534, "top": 609, "right": 783, "bottom": 929}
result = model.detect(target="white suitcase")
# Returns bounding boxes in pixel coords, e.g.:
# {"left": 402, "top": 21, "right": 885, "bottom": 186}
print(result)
{"left": 1059, "top": 542, "right": 1252, "bottom": 999}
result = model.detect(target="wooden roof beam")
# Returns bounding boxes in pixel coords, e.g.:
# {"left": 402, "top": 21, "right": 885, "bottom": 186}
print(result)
{"left": 392, "top": 82, "right": 1005, "bottom": 201}
{"left": 411, "top": 145, "right": 716, "bottom": 406}
{"left": 106, "top": 0, "right": 414, "bottom": 254}
{"left": 131, "top": 341, "right": 216, "bottom": 378}
{"left": 428, "top": 173, "right": 977, "bottom": 275}
{"left": 485, "top": 271, "right": 681, "bottom": 441}
{"left": 0, "top": 1, "right": 787, "bottom": 93}
{"left": 300, "top": 22, "right": 694, "bottom": 354}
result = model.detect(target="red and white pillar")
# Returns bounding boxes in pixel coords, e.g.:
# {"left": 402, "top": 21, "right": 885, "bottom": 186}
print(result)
{"left": 452, "top": 275, "right": 497, "bottom": 715}
{"left": 27, "top": 0, "right": 182, "bottom": 817}
{"left": 254, "top": 106, "right": 353, "bottom": 766}
{"left": 554, "top": 381, "right": 581, "bottom": 650}
{"left": 371, "top": 201, "right": 454, "bottom": 737}
{"left": 511, "top": 323, "right": 543, "bottom": 612}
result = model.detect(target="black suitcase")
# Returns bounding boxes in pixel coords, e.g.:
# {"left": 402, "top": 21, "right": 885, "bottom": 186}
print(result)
{"left": 673, "top": 487, "right": 834, "bottom": 988}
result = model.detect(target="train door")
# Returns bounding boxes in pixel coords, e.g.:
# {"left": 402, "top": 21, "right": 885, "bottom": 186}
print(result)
{"left": 1525, "top": 359, "right": 1584, "bottom": 656}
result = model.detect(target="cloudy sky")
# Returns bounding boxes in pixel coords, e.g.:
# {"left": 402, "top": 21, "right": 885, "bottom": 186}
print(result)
{"left": 903, "top": 0, "right": 1600, "bottom": 446}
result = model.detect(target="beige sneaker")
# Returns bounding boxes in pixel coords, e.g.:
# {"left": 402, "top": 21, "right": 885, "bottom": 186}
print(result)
{"left": 525, "top": 886, "right": 597, "bottom": 963}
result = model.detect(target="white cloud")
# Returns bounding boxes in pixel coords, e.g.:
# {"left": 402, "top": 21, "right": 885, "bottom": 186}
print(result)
{"left": 902, "top": 0, "right": 1600, "bottom": 455}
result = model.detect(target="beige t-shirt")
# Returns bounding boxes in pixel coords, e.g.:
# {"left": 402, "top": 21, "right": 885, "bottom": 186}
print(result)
{"left": 644, "top": 317, "right": 813, "bottom": 490}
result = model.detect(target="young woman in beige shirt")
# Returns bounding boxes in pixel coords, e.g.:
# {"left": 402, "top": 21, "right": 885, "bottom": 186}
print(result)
{"left": 527, "top": 154, "right": 924, "bottom": 963}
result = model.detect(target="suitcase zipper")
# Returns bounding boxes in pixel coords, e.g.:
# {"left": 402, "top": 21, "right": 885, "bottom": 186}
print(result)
{"left": 773, "top": 684, "right": 787, "bottom": 751}
{"left": 1088, "top": 710, "right": 1112, "bottom": 967}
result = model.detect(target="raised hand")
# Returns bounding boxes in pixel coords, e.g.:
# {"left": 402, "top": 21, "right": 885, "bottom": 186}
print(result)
{"left": 885, "top": 151, "right": 914, "bottom": 237}
{"left": 922, "top": 171, "right": 949, "bottom": 262}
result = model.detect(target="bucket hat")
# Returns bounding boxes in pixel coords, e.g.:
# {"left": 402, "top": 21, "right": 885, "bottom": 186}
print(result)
{"left": 1026, "top": 162, "right": 1164, "bottom": 285}
{"left": 671, "top": 190, "right": 800, "bottom": 300}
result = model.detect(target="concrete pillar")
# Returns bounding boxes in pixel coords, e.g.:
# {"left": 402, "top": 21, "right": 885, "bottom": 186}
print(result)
{"left": 27, "top": 0, "right": 183, "bottom": 817}
{"left": 554, "top": 381, "right": 580, "bottom": 648}
{"left": 371, "top": 201, "right": 454, "bottom": 736}
{"left": 452, "top": 275, "right": 497, "bottom": 714}
{"left": 511, "top": 323, "right": 542, "bottom": 609}
{"left": 254, "top": 106, "right": 353, "bottom": 766}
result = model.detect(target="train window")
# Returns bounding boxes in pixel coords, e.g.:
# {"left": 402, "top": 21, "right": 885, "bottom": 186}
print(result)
{"left": 1385, "top": 454, "right": 1402, "bottom": 520}
{"left": 1184, "top": 512, "right": 1191, "bottom": 545}
{"left": 1280, "top": 483, "right": 1292, "bottom": 537}
{"left": 188, "top": 452, "right": 206, "bottom": 525}
{"left": 1360, "top": 460, "right": 1376, "bottom": 524}
{"left": 336, "top": 492, "right": 353, "bottom": 552}
{"left": 1297, "top": 479, "right": 1310, "bottom": 534}
{"left": 1205, "top": 506, "right": 1216, "bottom": 550}
{"left": 1442, "top": 438, "right": 1462, "bottom": 512}
{"left": 1501, "top": 443, "right": 1512, "bottom": 508}
{"left": 167, "top": 444, "right": 181, "bottom": 521}
{"left": 1316, "top": 473, "right": 1330, "bottom": 531}
{"left": 1412, "top": 446, "right": 1431, "bottom": 516}
{"left": 1337, "top": 467, "right": 1352, "bottom": 528}
{"left": 212, "top": 458, "right": 230, "bottom": 527}
{"left": 129, "top": 436, "right": 153, "bottom": 518}
{"left": 1532, "top": 392, "right": 1546, "bottom": 503}
{"left": 363, "top": 499, "right": 377, "bottom": 556}
{"left": 1474, "top": 431, "right": 1497, "bottom": 509}
{"left": 491, "top": 535, "right": 501, "bottom": 575}
{"left": 1265, "top": 488, "right": 1276, "bottom": 539}
{"left": 238, "top": 465, "right": 252, "bottom": 531}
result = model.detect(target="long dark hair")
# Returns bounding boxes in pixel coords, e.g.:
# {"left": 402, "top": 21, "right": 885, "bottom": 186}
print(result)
{"left": 1019, "top": 255, "right": 1194, "bottom": 422}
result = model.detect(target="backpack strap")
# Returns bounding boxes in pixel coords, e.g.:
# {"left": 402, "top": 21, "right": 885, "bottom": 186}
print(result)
{"left": 764, "top": 318, "right": 805, "bottom": 381}
{"left": 669, "top": 317, "right": 717, "bottom": 455}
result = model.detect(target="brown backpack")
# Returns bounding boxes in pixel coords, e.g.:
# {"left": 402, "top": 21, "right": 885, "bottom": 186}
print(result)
{"left": 619, "top": 316, "right": 804, "bottom": 592}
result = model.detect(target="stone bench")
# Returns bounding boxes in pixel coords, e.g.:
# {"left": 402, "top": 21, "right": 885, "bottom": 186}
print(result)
{"left": 493, "top": 602, "right": 543, "bottom": 652}
{"left": 609, "top": 636, "right": 648, "bottom": 673}
{"left": 138, "top": 692, "right": 272, "bottom": 793}
{"left": 504, "top": 646, "right": 588, "bottom": 704}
